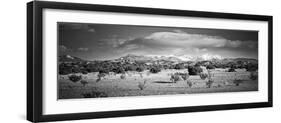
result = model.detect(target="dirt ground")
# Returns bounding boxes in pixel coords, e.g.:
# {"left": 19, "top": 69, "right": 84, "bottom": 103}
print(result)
{"left": 58, "top": 68, "right": 258, "bottom": 99}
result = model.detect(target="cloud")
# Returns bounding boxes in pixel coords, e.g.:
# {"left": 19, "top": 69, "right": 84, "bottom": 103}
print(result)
{"left": 113, "top": 31, "right": 257, "bottom": 57}
{"left": 77, "top": 47, "right": 89, "bottom": 52}
{"left": 100, "top": 36, "right": 135, "bottom": 48}
{"left": 144, "top": 31, "right": 256, "bottom": 48}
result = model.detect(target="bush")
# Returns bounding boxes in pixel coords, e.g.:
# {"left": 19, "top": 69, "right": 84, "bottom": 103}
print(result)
{"left": 174, "top": 64, "right": 185, "bottom": 70}
{"left": 136, "top": 66, "right": 145, "bottom": 72}
{"left": 206, "top": 78, "right": 214, "bottom": 88}
{"left": 59, "top": 65, "right": 72, "bottom": 75}
{"left": 188, "top": 66, "right": 203, "bottom": 75}
{"left": 150, "top": 67, "right": 161, "bottom": 73}
{"left": 99, "top": 69, "right": 110, "bottom": 74}
{"left": 120, "top": 74, "right": 126, "bottom": 79}
{"left": 199, "top": 73, "right": 208, "bottom": 80}
{"left": 206, "top": 64, "right": 215, "bottom": 69}
{"left": 179, "top": 73, "right": 189, "bottom": 80}
{"left": 124, "top": 65, "right": 136, "bottom": 71}
{"left": 246, "top": 63, "right": 258, "bottom": 72}
{"left": 97, "top": 73, "right": 106, "bottom": 78}
{"left": 138, "top": 80, "right": 147, "bottom": 90}
{"left": 112, "top": 67, "right": 125, "bottom": 74}
{"left": 68, "top": 74, "right": 82, "bottom": 83}
{"left": 228, "top": 68, "right": 236, "bottom": 72}
{"left": 71, "top": 67, "right": 81, "bottom": 73}
{"left": 80, "top": 80, "right": 88, "bottom": 86}
{"left": 233, "top": 79, "right": 243, "bottom": 86}
{"left": 170, "top": 74, "right": 181, "bottom": 83}
{"left": 186, "top": 79, "right": 192, "bottom": 88}
{"left": 250, "top": 72, "right": 258, "bottom": 80}
{"left": 81, "top": 70, "right": 88, "bottom": 74}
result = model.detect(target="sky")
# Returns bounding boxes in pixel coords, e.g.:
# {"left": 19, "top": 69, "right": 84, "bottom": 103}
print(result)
{"left": 58, "top": 22, "right": 258, "bottom": 61}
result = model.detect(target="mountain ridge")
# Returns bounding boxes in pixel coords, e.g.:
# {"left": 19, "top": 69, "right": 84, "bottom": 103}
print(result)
{"left": 59, "top": 54, "right": 258, "bottom": 63}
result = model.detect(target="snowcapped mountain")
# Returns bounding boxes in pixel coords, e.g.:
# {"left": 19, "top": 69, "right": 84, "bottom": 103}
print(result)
{"left": 117, "top": 54, "right": 182, "bottom": 62}
{"left": 169, "top": 54, "right": 223, "bottom": 61}
{"left": 116, "top": 54, "right": 224, "bottom": 63}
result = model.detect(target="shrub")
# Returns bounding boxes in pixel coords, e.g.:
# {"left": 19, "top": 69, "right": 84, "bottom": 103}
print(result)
{"left": 112, "top": 67, "right": 125, "bottom": 74}
{"left": 199, "top": 73, "right": 208, "bottom": 80}
{"left": 99, "top": 69, "right": 110, "bottom": 74}
{"left": 180, "top": 73, "right": 189, "bottom": 81}
{"left": 71, "top": 67, "right": 81, "bottom": 73}
{"left": 120, "top": 74, "right": 126, "bottom": 79}
{"left": 124, "top": 65, "right": 136, "bottom": 71}
{"left": 81, "top": 70, "right": 88, "bottom": 75}
{"left": 138, "top": 80, "right": 147, "bottom": 90}
{"left": 136, "top": 66, "right": 145, "bottom": 72}
{"left": 150, "top": 67, "right": 161, "bottom": 73}
{"left": 96, "top": 78, "right": 101, "bottom": 82}
{"left": 82, "top": 90, "right": 108, "bottom": 98}
{"left": 233, "top": 79, "right": 243, "bottom": 86}
{"left": 246, "top": 63, "right": 258, "bottom": 72}
{"left": 96, "top": 73, "right": 106, "bottom": 82}
{"left": 228, "top": 68, "right": 236, "bottom": 72}
{"left": 59, "top": 66, "right": 72, "bottom": 75}
{"left": 188, "top": 66, "right": 203, "bottom": 75}
{"left": 250, "top": 72, "right": 258, "bottom": 80}
{"left": 80, "top": 80, "right": 88, "bottom": 86}
{"left": 68, "top": 74, "right": 82, "bottom": 83}
{"left": 206, "top": 78, "right": 214, "bottom": 88}
{"left": 174, "top": 64, "right": 185, "bottom": 70}
{"left": 186, "top": 79, "right": 192, "bottom": 88}
{"left": 206, "top": 64, "right": 215, "bottom": 69}
{"left": 170, "top": 74, "right": 181, "bottom": 83}
{"left": 97, "top": 73, "right": 106, "bottom": 79}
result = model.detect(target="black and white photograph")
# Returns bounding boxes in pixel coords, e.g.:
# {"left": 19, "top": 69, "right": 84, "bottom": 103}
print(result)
{"left": 58, "top": 22, "right": 259, "bottom": 99}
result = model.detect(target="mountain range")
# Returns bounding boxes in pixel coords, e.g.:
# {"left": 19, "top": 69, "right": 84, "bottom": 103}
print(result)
{"left": 59, "top": 54, "right": 257, "bottom": 63}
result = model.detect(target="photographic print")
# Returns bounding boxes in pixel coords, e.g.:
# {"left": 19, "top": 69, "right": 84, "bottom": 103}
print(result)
{"left": 58, "top": 22, "right": 258, "bottom": 99}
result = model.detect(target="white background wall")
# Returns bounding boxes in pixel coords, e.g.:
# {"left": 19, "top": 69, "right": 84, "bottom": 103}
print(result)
{"left": 0, "top": 0, "right": 279, "bottom": 123}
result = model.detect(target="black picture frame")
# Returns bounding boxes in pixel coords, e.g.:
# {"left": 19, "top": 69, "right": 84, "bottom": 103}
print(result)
{"left": 27, "top": 1, "right": 273, "bottom": 122}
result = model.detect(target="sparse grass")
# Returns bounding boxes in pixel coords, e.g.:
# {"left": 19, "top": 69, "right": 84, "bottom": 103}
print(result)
{"left": 233, "top": 79, "right": 243, "bottom": 86}
{"left": 146, "top": 72, "right": 150, "bottom": 76}
{"left": 59, "top": 68, "right": 258, "bottom": 99}
{"left": 139, "top": 73, "right": 143, "bottom": 78}
{"left": 82, "top": 90, "right": 108, "bottom": 98}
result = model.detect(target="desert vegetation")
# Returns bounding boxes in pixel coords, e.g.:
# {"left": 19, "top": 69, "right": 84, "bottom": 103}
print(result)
{"left": 58, "top": 55, "right": 258, "bottom": 99}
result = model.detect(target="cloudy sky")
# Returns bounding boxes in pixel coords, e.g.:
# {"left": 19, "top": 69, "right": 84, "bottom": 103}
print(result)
{"left": 58, "top": 22, "right": 258, "bottom": 61}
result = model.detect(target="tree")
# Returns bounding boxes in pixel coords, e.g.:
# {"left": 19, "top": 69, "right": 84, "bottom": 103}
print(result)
{"left": 149, "top": 67, "right": 161, "bottom": 73}
{"left": 188, "top": 66, "right": 203, "bottom": 75}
